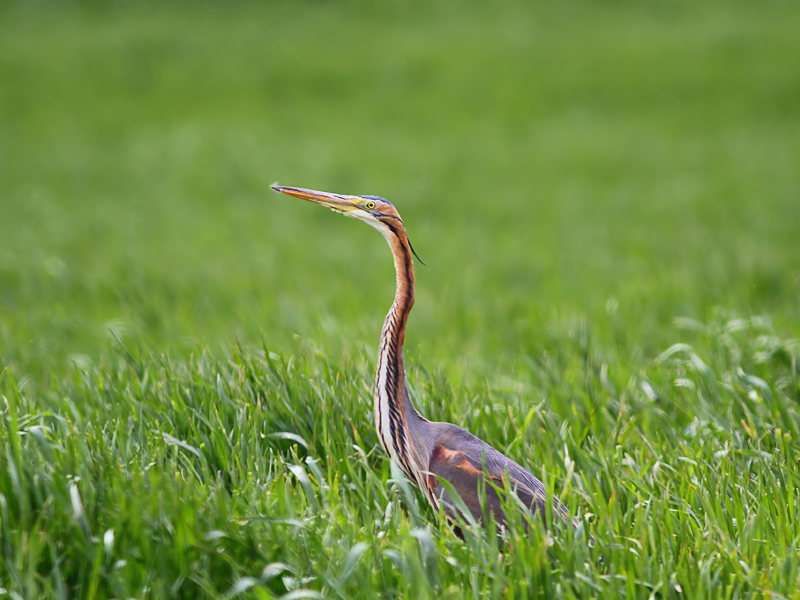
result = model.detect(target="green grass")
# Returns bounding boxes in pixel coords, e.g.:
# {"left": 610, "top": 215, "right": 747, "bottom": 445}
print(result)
{"left": 2, "top": 0, "right": 800, "bottom": 597}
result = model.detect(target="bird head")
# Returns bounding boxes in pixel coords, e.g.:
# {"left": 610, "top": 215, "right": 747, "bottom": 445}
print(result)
{"left": 271, "top": 184, "right": 425, "bottom": 264}
{"left": 271, "top": 185, "right": 401, "bottom": 229}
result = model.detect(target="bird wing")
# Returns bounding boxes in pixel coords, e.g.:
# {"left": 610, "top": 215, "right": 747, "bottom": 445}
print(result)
{"left": 426, "top": 424, "right": 570, "bottom": 530}
{"left": 427, "top": 443, "right": 547, "bottom": 529}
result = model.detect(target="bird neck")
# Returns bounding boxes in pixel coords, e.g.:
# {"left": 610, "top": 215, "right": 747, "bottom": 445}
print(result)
{"left": 374, "top": 224, "right": 425, "bottom": 479}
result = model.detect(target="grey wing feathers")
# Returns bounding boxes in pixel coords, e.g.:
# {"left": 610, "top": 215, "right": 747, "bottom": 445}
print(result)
{"left": 431, "top": 423, "right": 573, "bottom": 528}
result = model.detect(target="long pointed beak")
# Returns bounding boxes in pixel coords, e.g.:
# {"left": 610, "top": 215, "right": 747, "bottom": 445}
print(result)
{"left": 271, "top": 185, "right": 360, "bottom": 213}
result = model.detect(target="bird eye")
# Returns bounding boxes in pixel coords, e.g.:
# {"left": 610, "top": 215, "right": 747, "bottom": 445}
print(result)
{"left": 365, "top": 200, "right": 377, "bottom": 210}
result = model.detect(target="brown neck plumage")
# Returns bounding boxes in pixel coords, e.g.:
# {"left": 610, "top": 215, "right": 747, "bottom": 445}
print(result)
{"left": 388, "top": 224, "right": 415, "bottom": 337}
{"left": 374, "top": 219, "right": 425, "bottom": 481}
{"left": 382, "top": 221, "right": 416, "bottom": 407}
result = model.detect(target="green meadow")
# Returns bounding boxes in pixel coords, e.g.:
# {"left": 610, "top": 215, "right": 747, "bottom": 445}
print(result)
{"left": 2, "top": 0, "right": 800, "bottom": 597}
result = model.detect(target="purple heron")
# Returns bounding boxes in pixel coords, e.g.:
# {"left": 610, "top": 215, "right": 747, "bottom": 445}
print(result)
{"left": 272, "top": 185, "right": 576, "bottom": 535}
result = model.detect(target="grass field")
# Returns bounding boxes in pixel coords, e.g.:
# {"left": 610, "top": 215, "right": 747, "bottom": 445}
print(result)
{"left": 2, "top": 0, "right": 800, "bottom": 597}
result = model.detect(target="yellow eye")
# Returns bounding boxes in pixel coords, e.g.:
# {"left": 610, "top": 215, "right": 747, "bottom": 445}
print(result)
{"left": 365, "top": 200, "right": 377, "bottom": 210}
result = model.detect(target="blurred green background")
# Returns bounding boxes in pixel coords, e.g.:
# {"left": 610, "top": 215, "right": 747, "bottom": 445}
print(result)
{"left": 3, "top": 2, "right": 800, "bottom": 597}
{"left": 2, "top": 0, "right": 799, "bottom": 377}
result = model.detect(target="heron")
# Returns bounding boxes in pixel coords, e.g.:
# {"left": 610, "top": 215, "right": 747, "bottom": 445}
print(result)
{"left": 272, "top": 185, "right": 576, "bottom": 536}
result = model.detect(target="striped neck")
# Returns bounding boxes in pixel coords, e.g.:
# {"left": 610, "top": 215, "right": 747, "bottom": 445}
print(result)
{"left": 374, "top": 222, "right": 425, "bottom": 482}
